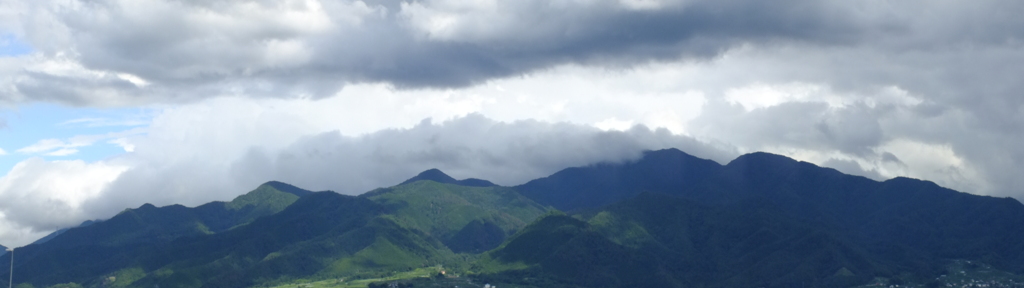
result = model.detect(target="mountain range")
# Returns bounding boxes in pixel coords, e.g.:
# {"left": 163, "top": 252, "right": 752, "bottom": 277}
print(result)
{"left": 2, "top": 148, "right": 1024, "bottom": 288}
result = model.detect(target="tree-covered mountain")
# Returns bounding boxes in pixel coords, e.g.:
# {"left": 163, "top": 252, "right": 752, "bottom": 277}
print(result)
{"left": 363, "top": 179, "right": 549, "bottom": 253}
{"left": 0, "top": 171, "right": 548, "bottom": 288}
{"left": 476, "top": 193, "right": 888, "bottom": 287}
{"left": 516, "top": 148, "right": 722, "bottom": 212}
{"left": 505, "top": 148, "right": 1024, "bottom": 286}
{"left": 30, "top": 220, "right": 100, "bottom": 246}
{"left": 3, "top": 149, "right": 1024, "bottom": 288}
{"left": 0, "top": 181, "right": 315, "bottom": 287}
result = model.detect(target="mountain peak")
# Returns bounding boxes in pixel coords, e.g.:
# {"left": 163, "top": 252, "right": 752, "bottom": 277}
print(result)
{"left": 259, "top": 181, "right": 314, "bottom": 197}
{"left": 400, "top": 169, "right": 496, "bottom": 187}
{"left": 228, "top": 181, "right": 312, "bottom": 211}
{"left": 401, "top": 168, "right": 458, "bottom": 185}
{"left": 516, "top": 148, "right": 724, "bottom": 211}
{"left": 636, "top": 148, "right": 721, "bottom": 167}
{"left": 726, "top": 151, "right": 798, "bottom": 166}
{"left": 641, "top": 147, "right": 685, "bottom": 157}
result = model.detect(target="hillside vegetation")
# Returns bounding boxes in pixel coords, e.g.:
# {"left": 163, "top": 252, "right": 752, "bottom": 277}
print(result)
{"left": 3, "top": 149, "right": 1024, "bottom": 288}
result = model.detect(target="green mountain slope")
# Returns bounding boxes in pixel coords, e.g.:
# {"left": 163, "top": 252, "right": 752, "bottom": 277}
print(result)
{"left": 224, "top": 181, "right": 312, "bottom": 226}
{"left": 52, "top": 181, "right": 310, "bottom": 249}
{"left": 5, "top": 150, "right": 1024, "bottom": 288}
{"left": 515, "top": 148, "right": 722, "bottom": 211}
{"left": 514, "top": 149, "right": 1024, "bottom": 278}
{"left": 118, "top": 175, "right": 548, "bottom": 287}
{"left": 0, "top": 181, "right": 312, "bottom": 287}
{"left": 365, "top": 179, "right": 550, "bottom": 253}
{"left": 30, "top": 220, "right": 99, "bottom": 246}
{"left": 127, "top": 192, "right": 396, "bottom": 287}
{"left": 478, "top": 193, "right": 888, "bottom": 288}
{"left": 1, "top": 172, "right": 549, "bottom": 288}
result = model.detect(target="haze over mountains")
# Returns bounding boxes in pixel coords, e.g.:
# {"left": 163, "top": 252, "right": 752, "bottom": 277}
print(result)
{"left": 2, "top": 148, "right": 1023, "bottom": 288}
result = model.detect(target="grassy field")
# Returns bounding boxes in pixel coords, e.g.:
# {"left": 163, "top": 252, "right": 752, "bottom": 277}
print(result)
{"left": 263, "top": 266, "right": 544, "bottom": 288}
{"left": 265, "top": 267, "right": 444, "bottom": 288}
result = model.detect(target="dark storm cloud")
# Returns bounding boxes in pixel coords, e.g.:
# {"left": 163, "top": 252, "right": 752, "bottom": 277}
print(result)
{"left": 349, "top": 0, "right": 862, "bottom": 87}
{"left": 14, "top": 71, "right": 145, "bottom": 106}
{"left": 0, "top": 0, "right": 1020, "bottom": 110}
{"left": 4, "top": 0, "right": 899, "bottom": 104}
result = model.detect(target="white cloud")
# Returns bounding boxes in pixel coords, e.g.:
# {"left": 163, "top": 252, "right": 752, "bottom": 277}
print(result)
{"left": 724, "top": 83, "right": 846, "bottom": 111}
{"left": 115, "top": 73, "right": 150, "bottom": 88}
{"left": 225, "top": 114, "right": 732, "bottom": 194}
{"left": 17, "top": 139, "right": 70, "bottom": 154}
{"left": 107, "top": 138, "right": 134, "bottom": 153}
{"left": 16, "top": 128, "right": 146, "bottom": 156}
{"left": 0, "top": 95, "right": 736, "bottom": 246}
{"left": 0, "top": 213, "right": 51, "bottom": 249}
{"left": 59, "top": 117, "right": 149, "bottom": 128}
{"left": 595, "top": 118, "right": 636, "bottom": 131}
{"left": 0, "top": 158, "right": 127, "bottom": 246}
{"left": 44, "top": 148, "right": 78, "bottom": 156}
{"left": 0, "top": 147, "right": 6, "bottom": 155}
{"left": 0, "top": 61, "right": 735, "bottom": 245}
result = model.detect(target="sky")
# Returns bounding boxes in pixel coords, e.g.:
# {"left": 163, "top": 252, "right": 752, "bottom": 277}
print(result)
{"left": 1, "top": 0, "right": 1023, "bottom": 247}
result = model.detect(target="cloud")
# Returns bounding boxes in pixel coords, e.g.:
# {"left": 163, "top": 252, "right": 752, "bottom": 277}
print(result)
{"left": 0, "top": 158, "right": 127, "bottom": 238}
{"left": 92, "top": 111, "right": 733, "bottom": 212}
{"left": 0, "top": 147, "right": 6, "bottom": 156}
{"left": 59, "top": 117, "right": 149, "bottom": 128}
{"left": 107, "top": 138, "right": 134, "bottom": 153}
{"left": 0, "top": 100, "right": 736, "bottom": 246}
{"left": 821, "top": 158, "right": 885, "bottom": 181}
{"left": 15, "top": 128, "right": 145, "bottom": 156}
{"left": 226, "top": 114, "right": 735, "bottom": 194}
{"left": 44, "top": 148, "right": 78, "bottom": 157}
{"left": 690, "top": 97, "right": 885, "bottom": 157}
{"left": 682, "top": 78, "right": 1005, "bottom": 195}
{"left": 17, "top": 139, "right": 72, "bottom": 154}
{"left": 4, "top": 0, "right": 1017, "bottom": 105}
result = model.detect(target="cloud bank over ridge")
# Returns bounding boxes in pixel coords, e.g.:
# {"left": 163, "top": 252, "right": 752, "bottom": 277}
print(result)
{"left": 0, "top": 108, "right": 735, "bottom": 247}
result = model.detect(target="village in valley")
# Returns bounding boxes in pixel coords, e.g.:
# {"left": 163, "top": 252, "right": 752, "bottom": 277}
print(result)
{"left": 856, "top": 260, "right": 1024, "bottom": 288}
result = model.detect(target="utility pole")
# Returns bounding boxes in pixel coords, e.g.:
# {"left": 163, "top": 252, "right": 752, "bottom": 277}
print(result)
{"left": 6, "top": 247, "right": 11, "bottom": 288}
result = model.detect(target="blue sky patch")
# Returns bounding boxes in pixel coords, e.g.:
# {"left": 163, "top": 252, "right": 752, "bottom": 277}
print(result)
{"left": 0, "top": 104, "right": 155, "bottom": 173}
{"left": 0, "top": 34, "right": 32, "bottom": 57}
